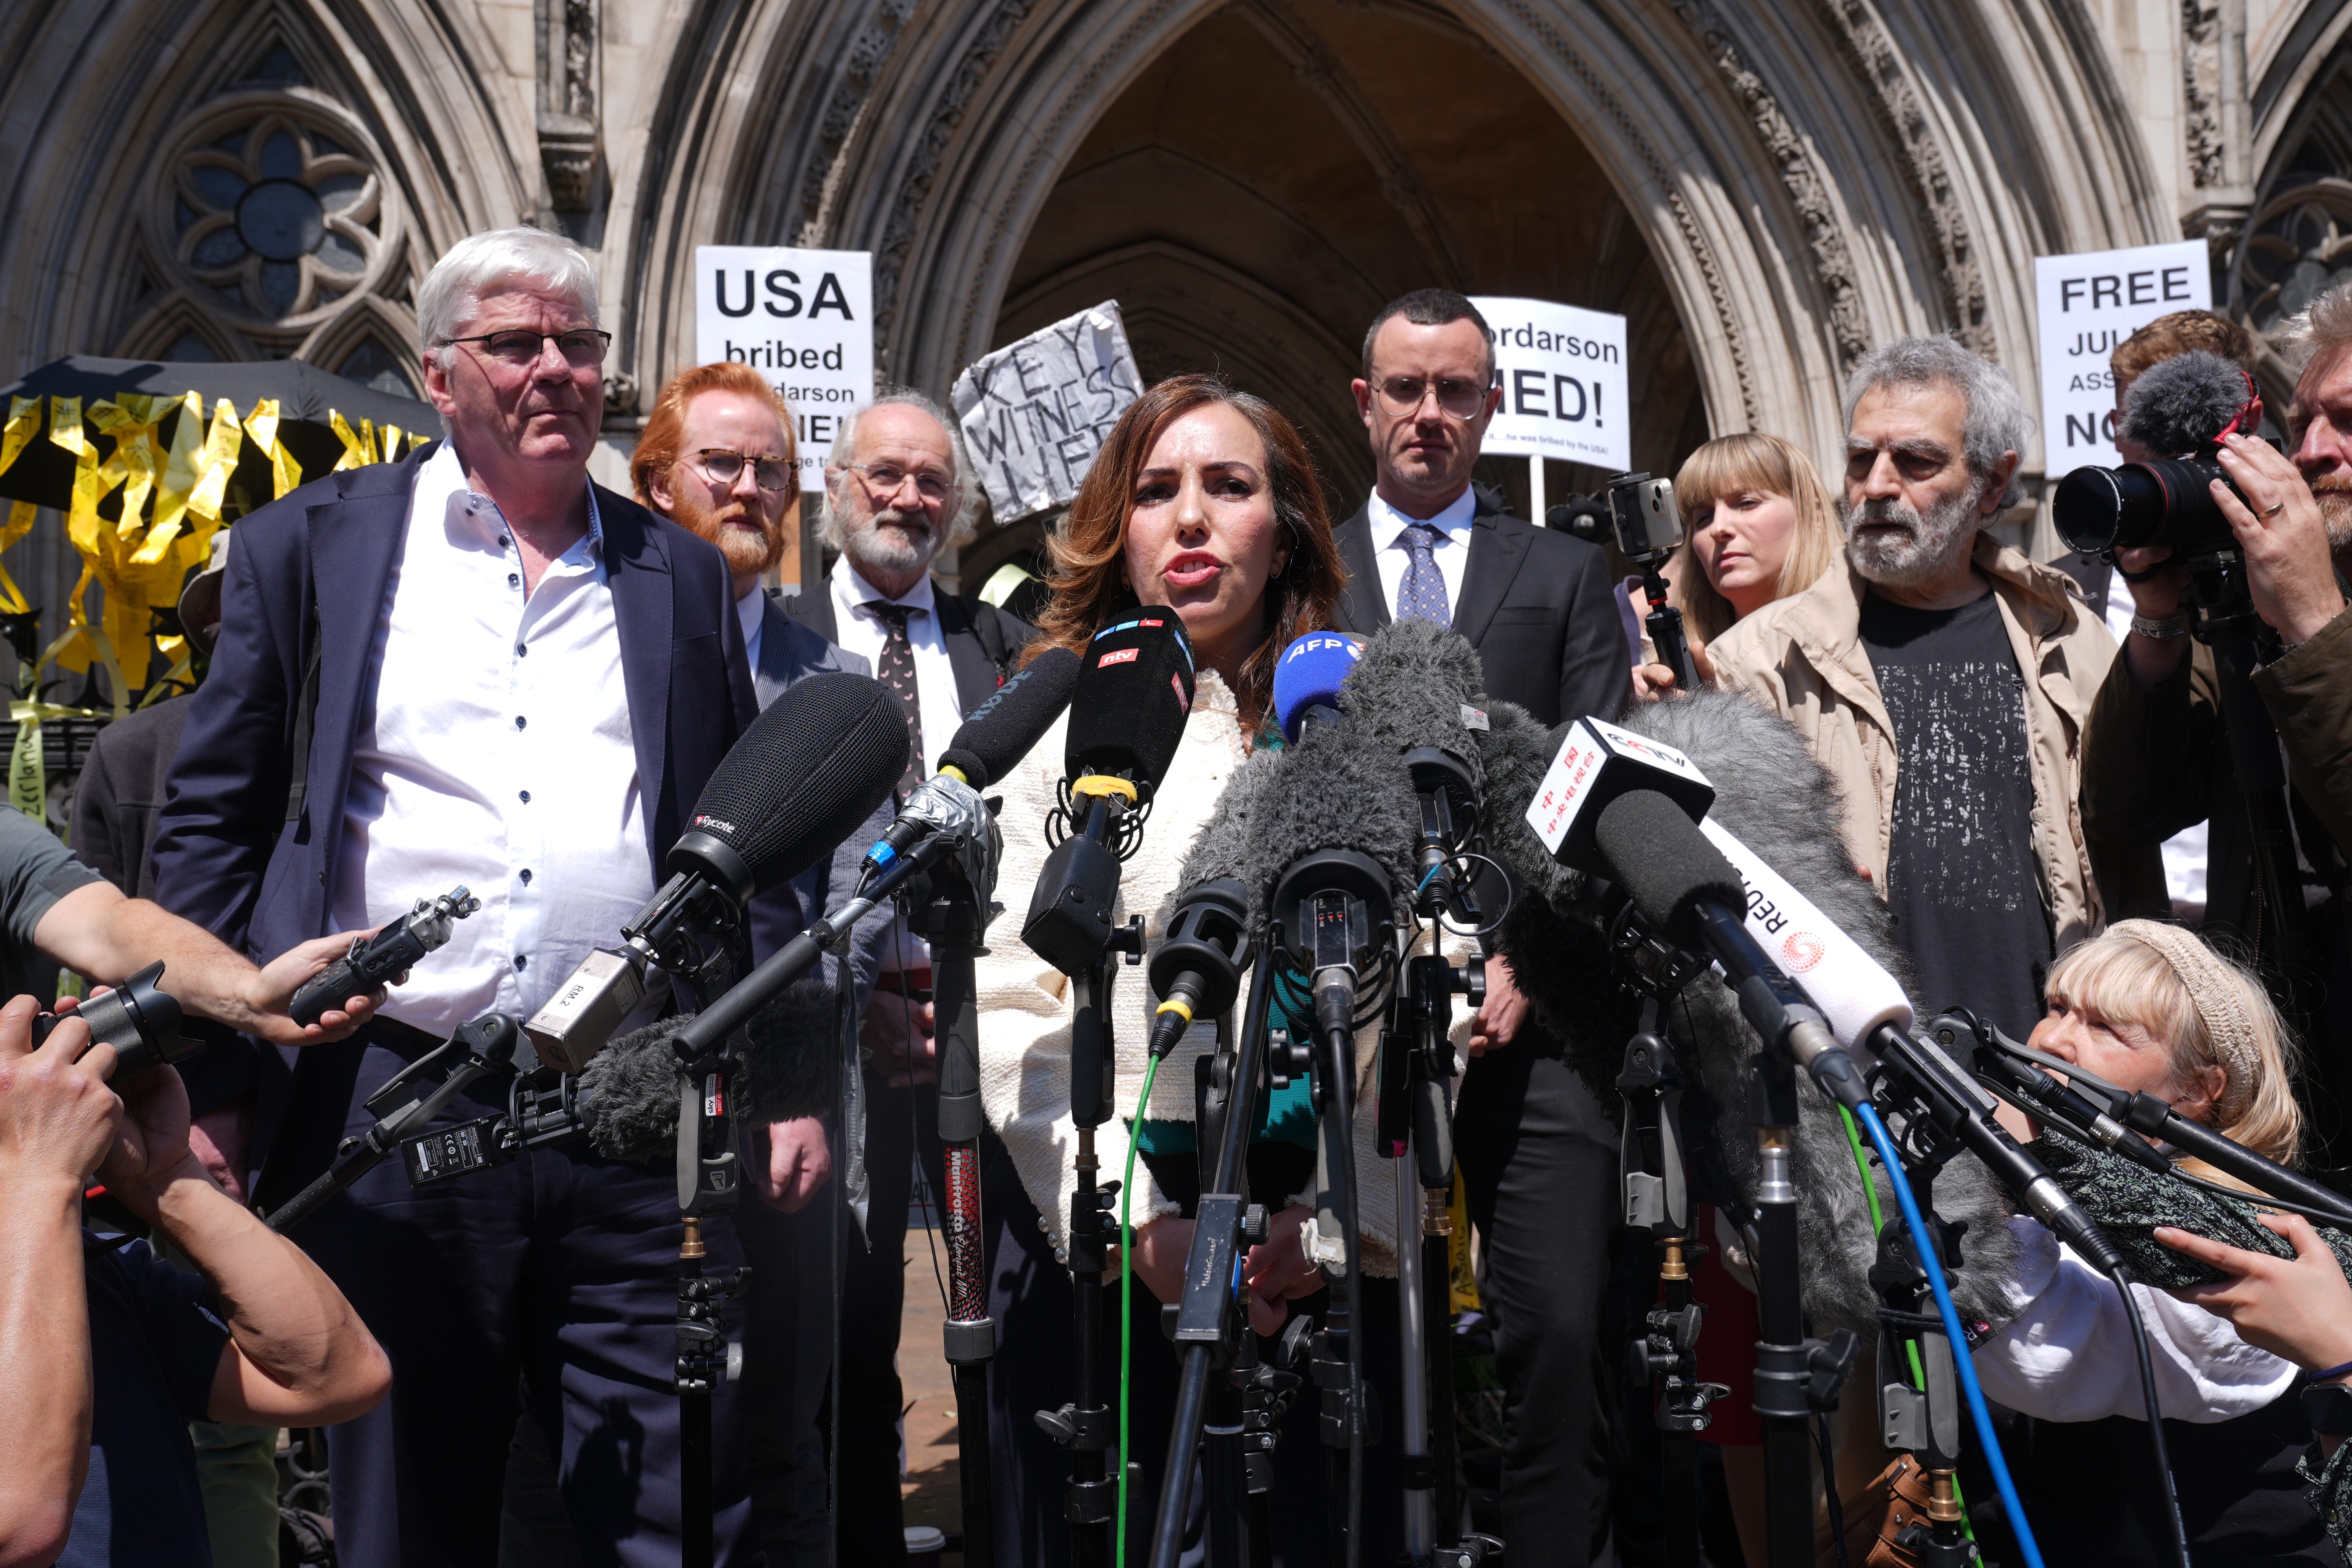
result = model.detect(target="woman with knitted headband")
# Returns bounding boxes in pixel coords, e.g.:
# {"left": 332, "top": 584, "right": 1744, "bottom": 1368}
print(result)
{"left": 1969, "top": 923, "right": 2333, "bottom": 1562}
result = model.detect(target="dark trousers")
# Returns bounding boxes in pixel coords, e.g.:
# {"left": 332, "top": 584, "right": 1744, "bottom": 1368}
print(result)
{"left": 833, "top": 1074, "right": 945, "bottom": 1566}
{"left": 982, "top": 1142, "right": 1406, "bottom": 1566}
{"left": 1453, "top": 1040, "right": 1620, "bottom": 1568}
{"left": 271, "top": 1028, "right": 759, "bottom": 1568}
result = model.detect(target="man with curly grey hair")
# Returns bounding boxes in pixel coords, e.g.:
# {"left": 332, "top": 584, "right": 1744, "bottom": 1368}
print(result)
{"left": 1711, "top": 335, "right": 2117, "bottom": 1039}
{"left": 779, "top": 386, "right": 1033, "bottom": 1562}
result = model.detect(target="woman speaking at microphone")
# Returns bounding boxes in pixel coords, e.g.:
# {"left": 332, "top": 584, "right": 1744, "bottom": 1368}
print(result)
{"left": 968, "top": 373, "right": 1397, "bottom": 1565}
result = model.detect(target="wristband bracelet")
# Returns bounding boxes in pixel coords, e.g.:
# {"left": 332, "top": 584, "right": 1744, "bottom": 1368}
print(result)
{"left": 2131, "top": 613, "right": 2190, "bottom": 640}
{"left": 2312, "top": 1358, "right": 2352, "bottom": 1383}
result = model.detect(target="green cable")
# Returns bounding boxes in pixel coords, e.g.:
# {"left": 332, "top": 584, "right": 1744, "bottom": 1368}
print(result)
{"left": 1116, "top": 1053, "right": 1163, "bottom": 1568}
{"left": 1835, "top": 1102, "right": 1976, "bottom": 1541}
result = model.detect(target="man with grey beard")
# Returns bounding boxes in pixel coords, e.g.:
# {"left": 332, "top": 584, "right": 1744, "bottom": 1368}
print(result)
{"left": 2083, "top": 278, "right": 2352, "bottom": 1155}
{"left": 779, "top": 387, "right": 1033, "bottom": 1566}
{"left": 1709, "top": 337, "right": 2117, "bottom": 1038}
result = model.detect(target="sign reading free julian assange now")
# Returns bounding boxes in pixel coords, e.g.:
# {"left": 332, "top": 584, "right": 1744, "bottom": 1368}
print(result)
{"left": 2033, "top": 238, "right": 2210, "bottom": 475}
{"left": 695, "top": 246, "right": 875, "bottom": 494}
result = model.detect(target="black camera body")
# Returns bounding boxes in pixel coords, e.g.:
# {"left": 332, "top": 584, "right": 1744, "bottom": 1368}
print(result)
{"left": 2052, "top": 454, "right": 2241, "bottom": 556}
{"left": 33, "top": 961, "right": 199, "bottom": 1080}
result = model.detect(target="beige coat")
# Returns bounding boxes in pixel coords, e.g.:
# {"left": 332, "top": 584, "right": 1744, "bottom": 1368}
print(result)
{"left": 1704, "top": 533, "right": 2117, "bottom": 953}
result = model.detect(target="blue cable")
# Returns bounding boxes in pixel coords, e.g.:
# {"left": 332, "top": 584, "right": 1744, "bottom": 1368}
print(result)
{"left": 1850, "top": 1101, "right": 2045, "bottom": 1568}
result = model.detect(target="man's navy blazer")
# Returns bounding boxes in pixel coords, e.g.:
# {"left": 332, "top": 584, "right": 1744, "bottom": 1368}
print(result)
{"left": 150, "top": 443, "right": 759, "bottom": 1137}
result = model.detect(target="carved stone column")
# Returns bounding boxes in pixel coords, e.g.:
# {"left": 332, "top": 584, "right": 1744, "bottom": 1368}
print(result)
{"left": 538, "top": 0, "right": 601, "bottom": 214}
{"left": 2183, "top": 0, "right": 2254, "bottom": 278}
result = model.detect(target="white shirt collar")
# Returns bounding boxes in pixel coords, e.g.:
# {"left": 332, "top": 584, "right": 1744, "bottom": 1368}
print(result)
{"left": 735, "top": 581, "right": 764, "bottom": 646}
{"left": 834, "top": 552, "right": 937, "bottom": 615}
{"left": 422, "top": 441, "right": 606, "bottom": 580}
{"left": 1367, "top": 485, "right": 1477, "bottom": 552}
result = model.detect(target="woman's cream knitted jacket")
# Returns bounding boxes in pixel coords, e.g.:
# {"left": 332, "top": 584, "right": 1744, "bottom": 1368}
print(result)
{"left": 974, "top": 669, "right": 1468, "bottom": 1279}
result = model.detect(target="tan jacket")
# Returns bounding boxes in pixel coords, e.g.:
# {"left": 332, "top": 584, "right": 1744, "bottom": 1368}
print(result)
{"left": 1705, "top": 534, "right": 2118, "bottom": 952}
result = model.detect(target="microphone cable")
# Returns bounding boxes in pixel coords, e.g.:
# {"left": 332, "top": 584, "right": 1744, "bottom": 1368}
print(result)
{"left": 1831, "top": 1102, "right": 1981, "bottom": 1548}
{"left": 1850, "top": 1100, "right": 2047, "bottom": 1568}
{"left": 2109, "top": 1262, "right": 2195, "bottom": 1568}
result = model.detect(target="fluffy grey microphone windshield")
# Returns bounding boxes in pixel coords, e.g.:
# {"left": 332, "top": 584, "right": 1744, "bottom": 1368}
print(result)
{"left": 1488, "top": 690, "right": 2015, "bottom": 1332}
{"left": 577, "top": 973, "right": 837, "bottom": 1162}
{"left": 2122, "top": 348, "right": 2251, "bottom": 456}
{"left": 1340, "top": 617, "right": 1491, "bottom": 783}
{"left": 1241, "top": 719, "right": 1422, "bottom": 933}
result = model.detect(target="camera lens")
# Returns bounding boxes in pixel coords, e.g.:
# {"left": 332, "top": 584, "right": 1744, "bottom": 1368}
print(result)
{"left": 2053, "top": 458, "right": 2234, "bottom": 555}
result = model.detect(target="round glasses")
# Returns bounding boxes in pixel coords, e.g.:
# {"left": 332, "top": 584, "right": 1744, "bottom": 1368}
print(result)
{"left": 846, "top": 462, "right": 954, "bottom": 504}
{"left": 692, "top": 448, "right": 796, "bottom": 492}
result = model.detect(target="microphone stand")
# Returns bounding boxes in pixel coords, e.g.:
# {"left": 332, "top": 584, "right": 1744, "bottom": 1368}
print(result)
{"left": 1149, "top": 952, "right": 1278, "bottom": 1568}
{"left": 903, "top": 848, "right": 1000, "bottom": 1568}
{"left": 1025, "top": 779, "right": 1152, "bottom": 1566}
{"left": 1615, "top": 1000, "right": 1724, "bottom": 1568}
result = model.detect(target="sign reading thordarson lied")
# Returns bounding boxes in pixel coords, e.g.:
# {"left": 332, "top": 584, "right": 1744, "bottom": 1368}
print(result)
{"left": 951, "top": 302, "right": 1143, "bottom": 523}
{"left": 695, "top": 246, "right": 874, "bottom": 493}
{"left": 2033, "top": 238, "right": 2210, "bottom": 474}
{"left": 1468, "top": 297, "right": 1630, "bottom": 473}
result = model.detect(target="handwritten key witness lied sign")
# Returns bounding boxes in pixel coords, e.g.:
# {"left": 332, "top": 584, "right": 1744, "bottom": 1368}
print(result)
{"left": 952, "top": 302, "right": 1143, "bottom": 523}
{"left": 2033, "top": 239, "right": 2209, "bottom": 475}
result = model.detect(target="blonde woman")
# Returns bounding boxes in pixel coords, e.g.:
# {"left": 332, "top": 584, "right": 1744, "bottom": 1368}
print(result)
{"left": 1628, "top": 432, "right": 1842, "bottom": 698}
{"left": 1972, "top": 922, "right": 2322, "bottom": 1562}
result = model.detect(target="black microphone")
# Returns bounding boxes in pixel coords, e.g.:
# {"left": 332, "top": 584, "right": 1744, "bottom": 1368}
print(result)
{"left": 862, "top": 644, "right": 1082, "bottom": 875}
{"left": 575, "top": 971, "right": 838, "bottom": 1162}
{"left": 526, "top": 672, "right": 908, "bottom": 1073}
{"left": 1020, "top": 618, "right": 1195, "bottom": 975}
{"left": 1585, "top": 788, "right": 1867, "bottom": 1110}
{"left": 1864, "top": 1020, "right": 2127, "bottom": 1274}
{"left": 1145, "top": 878, "right": 1250, "bottom": 1057}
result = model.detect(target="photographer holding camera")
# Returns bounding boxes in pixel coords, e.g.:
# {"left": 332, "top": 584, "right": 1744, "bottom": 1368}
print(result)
{"left": 0, "top": 992, "right": 391, "bottom": 1568}
{"left": 2081, "top": 280, "right": 2352, "bottom": 1130}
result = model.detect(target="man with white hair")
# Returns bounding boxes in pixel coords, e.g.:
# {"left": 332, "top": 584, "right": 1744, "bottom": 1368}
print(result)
{"left": 1710, "top": 336, "right": 2116, "bottom": 1037}
{"left": 151, "top": 227, "right": 770, "bottom": 1566}
{"left": 779, "top": 388, "right": 1033, "bottom": 1562}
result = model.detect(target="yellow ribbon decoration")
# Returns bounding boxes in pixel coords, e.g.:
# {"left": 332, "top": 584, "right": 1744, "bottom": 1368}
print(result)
{"left": 187, "top": 398, "right": 243, "bottom": 526}
{"left": 244, "top": 399, "right": 302, "bottom": 500}
{"left": 383, "top": 424, "right": 405, "bottom": 462}
{"left": 330, "top": 410, "right": 372, "bottom": 472}
{"left": 8, "top": 700, "right": 45, "bottom": 822}
{"left": 89, "top": 396, "right": 167, "bottom": 550}
{"left": 1, "top": 397, "right": 38, "bottom": 478}
{"left": 144, "top": 392, "right": 206, "bottom": 564}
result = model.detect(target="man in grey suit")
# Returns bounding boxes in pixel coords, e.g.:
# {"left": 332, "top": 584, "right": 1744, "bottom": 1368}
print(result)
{"left": 634, "top": 361, "right": 889, "bottom": 1565}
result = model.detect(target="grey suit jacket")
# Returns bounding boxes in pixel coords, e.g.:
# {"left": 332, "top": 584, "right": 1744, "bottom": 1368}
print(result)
{"left": 749, "top": 591, "right": 889, "bottom": 1022}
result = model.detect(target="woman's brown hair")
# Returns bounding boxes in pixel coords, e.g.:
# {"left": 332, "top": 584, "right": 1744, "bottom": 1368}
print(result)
{"left": 1025, "top": 374, "right": 1345, "bottom": 728}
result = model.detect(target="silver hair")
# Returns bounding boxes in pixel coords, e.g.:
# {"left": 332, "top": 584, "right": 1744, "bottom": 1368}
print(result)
{"left": 1842, "top": 335, "right": 2030, "bottom": 510}
{"left": 819, "top": 388, "right": 981, "bottom": 552}
{"left": 2276, "top": 277, "right": 2352, "bottom": 380}
{"left": 415, "top": 227, "right": 601, "bottom": 370}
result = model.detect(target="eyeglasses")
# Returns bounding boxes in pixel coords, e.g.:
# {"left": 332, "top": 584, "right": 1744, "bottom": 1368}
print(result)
{"left": 846, "top": 462, "right": 954, "bottom": 504}
{"left": 1372, "top": 375, "right": 1488, "bottom": 421}
{"left": 441, "top": 329, "right": 613, "bottom": 367}
{"left": 692, "top": 448, "right": 796, "bottom": 492}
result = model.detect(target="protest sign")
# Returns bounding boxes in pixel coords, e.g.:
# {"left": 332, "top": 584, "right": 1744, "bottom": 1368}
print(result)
{"left": 2033, "top": 239, "right": 2209, "bottom": 474}
{"left": 695, "top": 246, "right": 873, "bottom": 492}
{"left": 951, "top": 302, "right": 1142, "bottom": 522}
{"left": 1470, "top": 297, "right": 1630, "bottom": 474}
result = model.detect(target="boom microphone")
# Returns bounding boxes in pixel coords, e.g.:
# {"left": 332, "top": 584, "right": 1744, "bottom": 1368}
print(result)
{"left": 576, "top": 972, "right": 838, "bottom": 1162}
{"left": 527, "top": 673, "right": 908, "bottom": 1072}
{"left": 938, "top": 645, "right": 1083, "bottom": 790}
{"left": 2121, "top": 349, "right": 2263, "bottom": 458}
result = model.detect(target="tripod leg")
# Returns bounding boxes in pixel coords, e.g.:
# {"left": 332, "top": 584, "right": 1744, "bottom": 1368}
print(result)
{"left": 1397, "top": 1131, "right": 1436, "bottom": 1559}
{"left": 935, "top": 935, "right": 996, "bottom": 1568}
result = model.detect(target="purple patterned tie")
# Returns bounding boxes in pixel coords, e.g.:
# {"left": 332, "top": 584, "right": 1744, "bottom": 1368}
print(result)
{"left": 1396, "top": 520, "right": 1452, "bottom": 628}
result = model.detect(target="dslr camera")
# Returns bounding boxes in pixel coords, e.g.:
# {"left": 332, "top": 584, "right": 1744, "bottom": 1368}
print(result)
{"left": 2052, "top": 457, "right": 2244, "bottom": 556}
{"left": 31, "top": 961, "right": 200, "bottom": 1080}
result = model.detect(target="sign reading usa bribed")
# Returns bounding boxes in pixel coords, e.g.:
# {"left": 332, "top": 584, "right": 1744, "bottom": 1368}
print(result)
{"left": 695, "top": 246, "right": 875, "bottom": 493}
{"left": 1469, "top": 296, "right": 1630, "bottom": 472}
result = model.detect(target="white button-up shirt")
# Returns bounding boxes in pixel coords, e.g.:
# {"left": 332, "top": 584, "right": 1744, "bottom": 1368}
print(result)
{"left": 331, "top": 442, "right": 655, "bottom": 1038}
{"left": 1367, "top": 486, "right": 1477, "bottom": 621}
{"left": 736, "top": 581, "right": 766, "bottom": 675}
{"left": 826, "top": 554, "right": 965, "bottom": 771}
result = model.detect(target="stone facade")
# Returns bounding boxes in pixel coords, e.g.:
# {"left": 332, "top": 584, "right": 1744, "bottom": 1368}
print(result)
{"left": 2, "top": 0, "right": 2349, "bottom": 601}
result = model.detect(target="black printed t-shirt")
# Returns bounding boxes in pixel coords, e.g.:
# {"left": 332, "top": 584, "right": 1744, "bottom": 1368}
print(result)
{"left": 1859, "top": 588, "right": 2053, "bottom": 1038}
